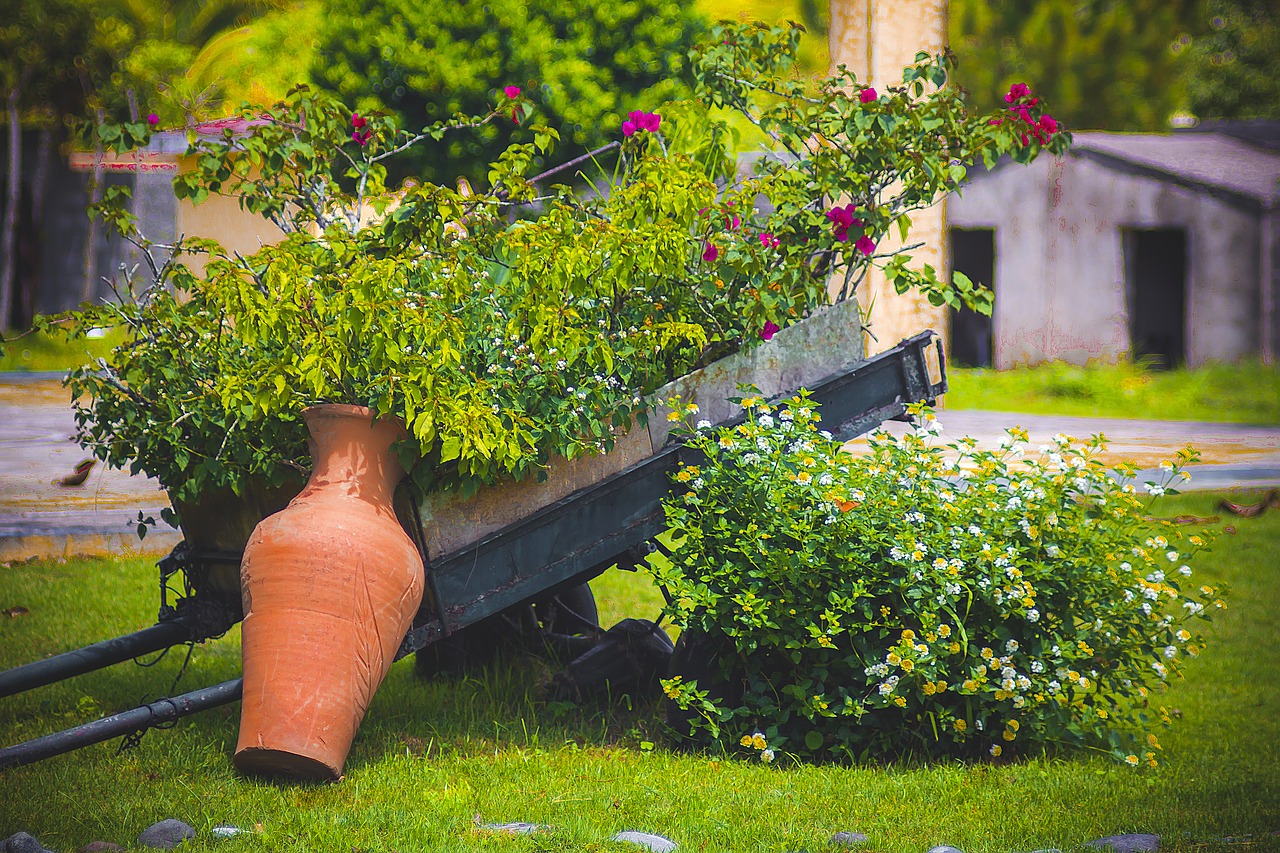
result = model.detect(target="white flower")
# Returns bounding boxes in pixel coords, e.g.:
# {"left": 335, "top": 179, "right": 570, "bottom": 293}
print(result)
{"left": 1030, "top": 660, "right": 1045, "bottom": 674}
{"left": 758, "top": 414, "right": 775, "bottom": 428}
{"left": 1152, "top": 661, "right": 1168, "bottom": 678}
{"left": 1164, "top": 646, "right": 1177, "bottom": 659}
{"left": 1166, "top": 550, "right": 1179, "bottom": 562}
{"left": 1179, "top": 565, "right": 1192, "bottom": 576}
{"left": 1005, "top": 639, "right": 1020, "bottom": 653}
{"left": 1026, "top": 608, "right": 1040, "bottom": 622}
{"left": 1148, "top": 570, "right": 1165, "bottom": 583}
{"left": 1045, "top": 545, "right": 1060, "bottom": 557}
{"left": 760, "top": 748, "right": 775, "bottom": 763}
{"left": 818, "top": 473, "right": 834, "bottom": 487}
{"left": 696, "top": 419, "right": 712, "bottom": 430}
{"left": 1145, "top": 483, "right": 1166, "bottom": 496}
{"left": 820, "top": 430, "right": 833, "bottom": 440}
{"left": 779, "top": 409, "right": 793, "bottom": 422}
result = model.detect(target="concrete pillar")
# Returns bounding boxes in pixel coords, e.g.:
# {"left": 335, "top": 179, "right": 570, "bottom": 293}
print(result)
{"left": 829, "top": 0, "right": 951, "bottom": 358}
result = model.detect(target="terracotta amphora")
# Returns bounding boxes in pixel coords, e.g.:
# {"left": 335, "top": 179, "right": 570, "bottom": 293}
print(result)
{"left": 234, "top": 404, "right": 424, "bottom": 781}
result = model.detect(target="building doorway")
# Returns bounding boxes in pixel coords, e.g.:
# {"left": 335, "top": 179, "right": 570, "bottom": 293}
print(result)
{"left": 948, "top": 228, "right": 996, "bottom": 367}
{"left": 1123, "top": 228, "right": 1187, "bottom": 368}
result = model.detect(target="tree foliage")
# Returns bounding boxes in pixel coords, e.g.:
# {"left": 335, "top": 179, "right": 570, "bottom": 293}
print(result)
{"left": 311, "top": 0, "right": 706, "bottom": 185}
{"left": 949, "top": 0, "right": 1200, "bottom": 131}
{"left": 1183, "top": 0, "right": 1280, "bottom": 120}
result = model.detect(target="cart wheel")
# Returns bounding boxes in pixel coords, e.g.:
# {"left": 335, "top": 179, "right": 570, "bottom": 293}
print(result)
{"left": 665, "top": 628, "right": 744, "bottom": 749}
{"left": 537, "top": 583, "right": 599, "bottom": 635}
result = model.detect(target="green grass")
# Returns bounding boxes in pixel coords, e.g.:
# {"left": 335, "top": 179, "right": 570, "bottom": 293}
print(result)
{"left": 0, "top": 327, "right": 127, "bottom": 374}
{"left": 946, "top": 360, "right": 1280, "bottom": 424}
{"left": 2, "top": 491, "right": 1278, "bottom": 852}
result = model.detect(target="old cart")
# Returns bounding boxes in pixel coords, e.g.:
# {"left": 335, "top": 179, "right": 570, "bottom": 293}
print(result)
{"left": 0, "top": 321, "right": 946, "bottom": 770}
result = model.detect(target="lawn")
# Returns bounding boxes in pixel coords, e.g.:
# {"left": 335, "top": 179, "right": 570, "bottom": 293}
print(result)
{"left": 1, "top": 490, "right": 1277, "bottom": 852}
{"left": 945, "top": 360, "right": 1280, "bottom": 425}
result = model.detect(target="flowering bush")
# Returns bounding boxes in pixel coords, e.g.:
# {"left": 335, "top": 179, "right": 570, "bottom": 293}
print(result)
{"left": 653, "top": 393, "right": 1224, "bottom": 766}
{"left": 40, "top": 21, "right": 1068, "bottom": 509}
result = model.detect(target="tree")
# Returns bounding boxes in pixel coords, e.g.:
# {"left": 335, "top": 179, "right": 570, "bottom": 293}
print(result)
{"left": 948, "top": 0, "right": 1201, "bottom": 131}
{"left": 1183, "top": 0, "right": 1280, "bottom": 120}
{"left": 312, "top": 0, "right": 706, "bottom": 185}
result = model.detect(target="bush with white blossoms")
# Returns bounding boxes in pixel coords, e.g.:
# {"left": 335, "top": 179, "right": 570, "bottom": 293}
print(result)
{"left": 653, "top": 392, "right": 1224, "bottom": 766}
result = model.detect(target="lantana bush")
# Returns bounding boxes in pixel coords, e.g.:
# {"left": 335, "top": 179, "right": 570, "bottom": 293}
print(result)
{"left": 653, "top": 393, "right": 1224, "bottom": 766}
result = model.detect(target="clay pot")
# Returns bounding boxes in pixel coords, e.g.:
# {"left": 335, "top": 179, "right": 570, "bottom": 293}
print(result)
{"left": 234, "top": 404, "right": 424, "bottom": 781}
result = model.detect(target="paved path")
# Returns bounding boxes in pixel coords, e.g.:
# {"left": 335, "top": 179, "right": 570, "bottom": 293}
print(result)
{"left": 2, "top": 373, "right": 1278, "bottom": 561}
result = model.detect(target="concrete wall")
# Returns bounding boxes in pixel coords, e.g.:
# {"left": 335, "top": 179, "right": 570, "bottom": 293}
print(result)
{"left": 949, "top": 152, "right": 1263, "bottom": 367}
{"left": 829, "top": 0, "right": 950, "bottom": 358}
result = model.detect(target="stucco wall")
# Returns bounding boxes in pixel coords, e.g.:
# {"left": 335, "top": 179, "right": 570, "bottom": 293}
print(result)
{"left": 949, "top": 152, "right": 1262, "bottom": 367}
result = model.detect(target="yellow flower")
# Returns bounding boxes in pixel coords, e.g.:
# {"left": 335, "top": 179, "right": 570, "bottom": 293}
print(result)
{"left": 740, "top": 735, "right": 754, "bottom": 747}
{"left": 892, "top": 696, "right": 907, "bottom": 708}
{"left": 1125, "top": 754, "right": 1140, "bottom": 766}
{"left": 934, "top": 681, "right": 948, "bottom": 693}
{"left": 1007, "top": 719, "right": 1020, "bottom": 732}
{"left": 901, "top": 629, "right": 916, "bottom": 641}
{"left": 1097, "top": 708, "right": 1108, "bottom": 719}
{"left": 938, "top": 624, "right": 952, "bottom": 638}
{"left": 1147, "top": 734, "right": 1161, "bottom": 750}
{"left": 949, "top": 642, "right": 962, "bottom": 654}
{"left": 953, "top": 719, "right": 967, "bottom": 732}
{"left": 900, "top": 659, "right": 915, "bottom": 673}
{"left": 1003, "top": 730, "right": 1016, "bottom": 741}
{"left": 887, "top": 652, "right": 902, "bottom": 666}
{"left": 995, "top": 689, "right": 1012, "bottom": 700}
{"left": 922, "top": 682, "right": 936, "bottom": 696}
{"left": 990, "top": 745, "right": 1003, "bottom": 757}
{"left": 880, "top": 606, "right": 891, "bottom": 618}
{"left": 752, "top": 733, "right": 767, "bottom": 749}
{"left": 962, "top": 679, "right": 979, "bottom": 692}
{"left": 1067, "top": 670, "right": 1081, "bottom": 682}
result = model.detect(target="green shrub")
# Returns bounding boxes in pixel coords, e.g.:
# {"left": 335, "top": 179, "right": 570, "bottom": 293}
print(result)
{"left": 653, "top": 392, "right": 1225, "bottom": 766}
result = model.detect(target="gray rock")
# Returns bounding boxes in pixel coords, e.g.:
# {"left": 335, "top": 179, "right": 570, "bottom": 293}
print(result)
{"left": 1085, "top": 835, "right": 1159, "bottom": 853}
{"left": 137, "top": 819, "right": 196, "bottom": 850}
{"left": 5, "top": 832, "right": 51, "bottom": 853}
{"left": 925, "top": 847, "right": 966, "bottom": 853}
{"left": 612, "top": 830, "right": 678, "bottom": 852}
{"left": 829, "top": 832, "right": 869, "bottom": 846}
{"left": 478, "top": 822, "right": 548, "bottom": 835}
{"left": 78, "top": 843, "right": 126, "bottom": 853}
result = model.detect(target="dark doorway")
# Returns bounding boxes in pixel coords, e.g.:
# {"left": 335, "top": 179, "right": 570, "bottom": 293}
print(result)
{"left": 948, "top": 228, "right": 996, "bottom": 367}
{"left": 1124, "top": 229, "right": 1187, "bottom": 368}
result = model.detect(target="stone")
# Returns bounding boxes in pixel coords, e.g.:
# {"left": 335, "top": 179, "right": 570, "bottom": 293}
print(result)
{"left": 1085, "top": 834, "right": 1159, "bottom": 852}
{"left": 5, "top": 832, "right": 51, "bottom": 853}
{"left": 612, "top": 830, "right": 678, "bottom": 852}
{"left": 137, "top": 819, "right": 196, "bottom": 850}
{"left": 210, "top": 826, "right": 245, "bottom": 839}
{"left": 829, "top": 832, "right": 869, "bottom": 846}
{"left": 925, "top": 847, "right": 966, "bottom": 853}
{"left": 78, "top": 843, "right": 126, "bottom": 853}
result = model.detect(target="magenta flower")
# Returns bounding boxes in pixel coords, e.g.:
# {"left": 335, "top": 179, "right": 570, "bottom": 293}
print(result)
{"left": 622, "top": 110, "right": 661, "bottom": 138}
{"left": 1004, "top": 82, "right": 1030, "bottom": 103}
{"left": 859, "top": 87, "right": 878, "bottom": 103}
{"left": 760, "top": 320, "right": 781, "bottom": 341}
{"left": 352, "top": 129, "right": 372, "bottom": 146}
{"left": 702, "top": 241, "right": 719, "bottom": 263}
{"left": 146, "top": 113, "right": 159, "bottom": 126}
{"left": 1038, "top": 114, "right": 1058, "bottom": 134}
{"left": 855, "top": 235, "right": 876, "bottom": 257}
{"left": 825, "top": 203, "right": 863, "bottom": 243}
{"left": 504, "top": 85, "right": 521, "bottom": 99}
{"left": 759, "top": 232, "right": 780, "bottom": 249}
{"left": 351, "top": 112, "right": 367, "bottom": 129}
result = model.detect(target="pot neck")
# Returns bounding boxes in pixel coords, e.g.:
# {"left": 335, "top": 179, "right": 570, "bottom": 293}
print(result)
{"left": 302, "top": 405, "right": 409, "bottom": 507}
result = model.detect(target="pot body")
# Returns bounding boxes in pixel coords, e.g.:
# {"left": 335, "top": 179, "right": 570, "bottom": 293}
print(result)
{"left": 233, "top": 404, "right": 424, "bottom": 781}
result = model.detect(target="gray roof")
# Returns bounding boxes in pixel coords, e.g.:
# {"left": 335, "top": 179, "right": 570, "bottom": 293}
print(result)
{"left": 1072, "top": 131, "right": 1280, "bottom": 211}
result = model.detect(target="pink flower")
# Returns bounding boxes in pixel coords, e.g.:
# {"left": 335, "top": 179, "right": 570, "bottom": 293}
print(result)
{"left": 504, "top": 85, "right": 521, "bottom": 99}
{"left": 1004, "top": 82, "right": 1031, "bottom": 103}
{"left": 826, "top": 203, "right": 863, "bottom": 242}
{"left": 728, "top": 214, "right": 741, "bottom": 230}
{"left": 855, "top": 235, "right": 876, "bottom": 256}
{"left": 760, "top": 320, "right": 781, "bottom": 341}
{"left": 702, "top": 241, "right": 719, "bottom": 263}
{"left": 988, "top": 118, "right": 1004, "bottom": 126}
{"left": 859, "top": 87, "right": 878, "bottom": 103}
{"left": 351, "top": 112, "right": 367, "bottom": 129}
{"left": 1038, "top": 114, "right": 1058, "bottom": 134}
{"left": 146, "top": 113, "right": 159, "bottom": 126}
{"left": 622, "top": 110, "right": 661, "bottom": 137}
{"left": 759, "top": 232, "right": 780, "bottom": 249}
{"left": 352, "top": 129, "right": 372, "bottom": 146}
